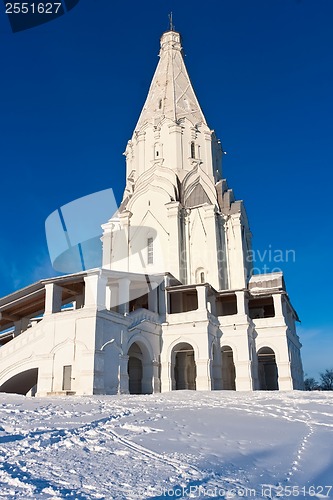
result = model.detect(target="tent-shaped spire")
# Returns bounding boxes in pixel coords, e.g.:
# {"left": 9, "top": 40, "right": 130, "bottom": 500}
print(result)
{"left": 135, "top": 30, "right": 207, "bottom": 131}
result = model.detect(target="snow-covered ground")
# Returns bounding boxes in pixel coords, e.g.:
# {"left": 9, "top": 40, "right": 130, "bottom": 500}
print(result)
{"left": 0, "top": 391, "right": 332, "bottom": 499}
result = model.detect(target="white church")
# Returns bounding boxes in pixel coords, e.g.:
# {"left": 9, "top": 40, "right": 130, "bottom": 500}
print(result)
{"left": 0, "top": 28, "right": 304, "bottom": 396}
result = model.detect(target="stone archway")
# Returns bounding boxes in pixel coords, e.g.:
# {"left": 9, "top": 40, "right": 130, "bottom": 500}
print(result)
{"left": 127, "top": 341, "right": 153, "bottom": 394}
{"left": 257, "top": 347, "right": 279, "bottom": 390}
{"left": 172, "top": 342, "right": 197, "bottom": 390}
{"left": 221, "top": 345, "right": 236, "bottom": 390}
{"left": 0, "top": 368, "right": 38, "bottom": 396}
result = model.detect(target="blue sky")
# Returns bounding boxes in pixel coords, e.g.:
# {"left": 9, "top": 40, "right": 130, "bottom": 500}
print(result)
{"left": 0, "top": 0, "right": 332, "bottom": 379}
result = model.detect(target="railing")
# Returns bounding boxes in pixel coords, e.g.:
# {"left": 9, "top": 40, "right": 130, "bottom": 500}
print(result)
{"left": 0, "top": 321, "right": 44, "bottom": 361}
{"left": 127, "top": 308, "right": 160, "bottom": 329}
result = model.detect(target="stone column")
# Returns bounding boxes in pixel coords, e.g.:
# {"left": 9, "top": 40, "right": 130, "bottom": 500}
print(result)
{"left": 235, "top": 291, "right": 248, "bottom": 316}
{"left": 148, "top": 286, "right": 158, "bottom": 313}
{"left": 158, "top": 283, "right": 166, "bottom": 321}
{"left": 74, "top": 294, "right": 84, "bottom": 310}
{"left": 84, "top": 273, "right": 107, "bottom": 311}
{"left": 107, "top": 284, "right": 119, "bottom": 312}
{"left": 196, "top": 285, "right": 207, "bottom": 311}
{"left": 105, "top": 286, "right": 111, "bottom": 311}
{"left": 44, "top": 283, "right": 62, "bottom": 315}
{"left": 273, "top": 294, "right": 284, "bottom": 317}
{"left": 14, "top": 318, "right": 30, "bottom": 337}
{"left": 118, "top": 278, "right": 131, "bottom": 315}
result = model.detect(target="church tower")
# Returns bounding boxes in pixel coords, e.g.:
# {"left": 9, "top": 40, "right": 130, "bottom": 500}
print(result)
{"left": 100, "top": 27, "right": 303, "bottom": 393}
{"left": 0, "top": 26, "right": 304, "bottom": 397}
{"left": 102, "top": 29, "right": 253, "bottom": 291}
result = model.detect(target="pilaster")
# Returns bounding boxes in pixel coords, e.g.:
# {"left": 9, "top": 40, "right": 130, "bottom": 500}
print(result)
{"left": 44, "top": 283, "right": 62, "bottom": 315}
{"left": 227, "top": 214, "right": 247, "bottom": 289}
{"left": 119, "top": 354, "right": 129, "bottom": 394}
{"left": 277, "top": 361, "right": 293, "bottom": 390}
{"left": 160, "top": 361, "right": 172, "bottom": 392}
{"left": 148, "top": 286, "right": 158, "bottom": 313}
{"left": 136, "top": 131, "right": 146, "bottom": 177}
{"left": 14, "top": 318, "right": 30, "bottom": 337}
{"left": 203, "top": 205, "right": 219, "bottom": 290}
{"left": 235, "top": 291, "right": 249, "bottom": 318}
{"left": 203, "top": 130, "right": 213, "bottom": 176}
{"left": 273, "top": 293, "right": 284, "bottom": 317}
{"left": 152, "top": 360, "right": 161, "bottom": 393}
{"left": 196, "top": 359, "right": 212, "bottom": 390}
{"left": 196, "top": 285, "right": 207, "bottom": 311}
{"left": 235, "top": 360, "right": 253, "bottom": 390}
{"left": 118, "top": 278, "right": 131, "bottom": 315}
{"left": 168, "top": 123, "right": 184, "bottom": 171}
{"left": 84, "top": 273, "right": 107, "bottom": 311}
{"left": 166, "top": 202, "right": 181, "bottom": 280}
{"left": 101, "top": 221, "right": 113, "bottom": 269}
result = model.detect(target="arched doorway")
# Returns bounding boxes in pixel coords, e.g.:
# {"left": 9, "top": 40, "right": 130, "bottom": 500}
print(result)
{"left": 127, "top": 342, "right": 153, "bottom": 394}
{"left": 172, "top": 343, "right": 196, "bottom": 390}
{"left": 0, "top": 368, "right": 38, "bottom": 395}
{"left": 257, "top": 347, "right": 279, "bottom": 390}
{"left": 221, "top": 345, "right": 236, "bottom": 390}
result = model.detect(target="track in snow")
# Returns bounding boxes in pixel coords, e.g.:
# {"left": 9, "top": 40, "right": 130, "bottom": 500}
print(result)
{"left": 0, "top": 391, "right": 332, "bottom": 499}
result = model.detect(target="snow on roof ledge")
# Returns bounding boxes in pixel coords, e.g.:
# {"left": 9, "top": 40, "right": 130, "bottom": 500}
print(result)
{"left": 249, "top": 272, "right": 286, "bottom": 294}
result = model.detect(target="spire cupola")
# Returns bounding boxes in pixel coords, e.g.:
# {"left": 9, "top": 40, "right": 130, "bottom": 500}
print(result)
{"left": 122, "top": 24, "right": 223, "bottom": 187}
{"left": 134, "top": 26, "right": 207, "bottom": 131}
{"left": 159, "top": 30, "right": 183, "bottom": 55}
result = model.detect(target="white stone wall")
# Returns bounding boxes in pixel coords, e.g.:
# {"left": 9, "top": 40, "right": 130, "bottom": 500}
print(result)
{"left": 0, "top": 308, "right": 97, "bottom": 396}
{"left": 0, "top": 29, "right": 304, "bottom": 397}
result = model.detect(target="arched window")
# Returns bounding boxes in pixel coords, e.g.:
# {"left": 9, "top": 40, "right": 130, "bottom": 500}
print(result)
{"left": 154, "top": 143, "right": 162, "bottom": 159}
{"left": 195, "top": 268, "right": 205, "bottom": 284}
{"left": 190, "top": 141, "right": 195, "bottom": 159}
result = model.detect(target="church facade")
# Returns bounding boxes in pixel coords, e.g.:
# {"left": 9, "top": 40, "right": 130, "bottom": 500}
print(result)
{"left": 0, "top": 29, "right": 304, "bottom": 396}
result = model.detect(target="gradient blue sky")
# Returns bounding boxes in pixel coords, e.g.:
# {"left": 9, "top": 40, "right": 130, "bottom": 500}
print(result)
{"left": 0, "top": 0, "right": 332, "bottom": 379}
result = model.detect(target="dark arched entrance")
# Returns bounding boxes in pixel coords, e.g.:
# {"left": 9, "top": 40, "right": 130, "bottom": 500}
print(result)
{"left": 0, "top": 368, "right": 38, "bottom": 395}
{"left": 127, "top": 341, "right": 153, "bottom": 394}
{"left": 258, "top": 347, "right": 279, "bottom": 390}
{"left": 128, "top": 343, "right": 143, "bottom": 394}
{"left": 221, "top": 346, "right": 236, "bottom": 390}
{"left": 172, "top": 343, "right": 196, "bottom": 390}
